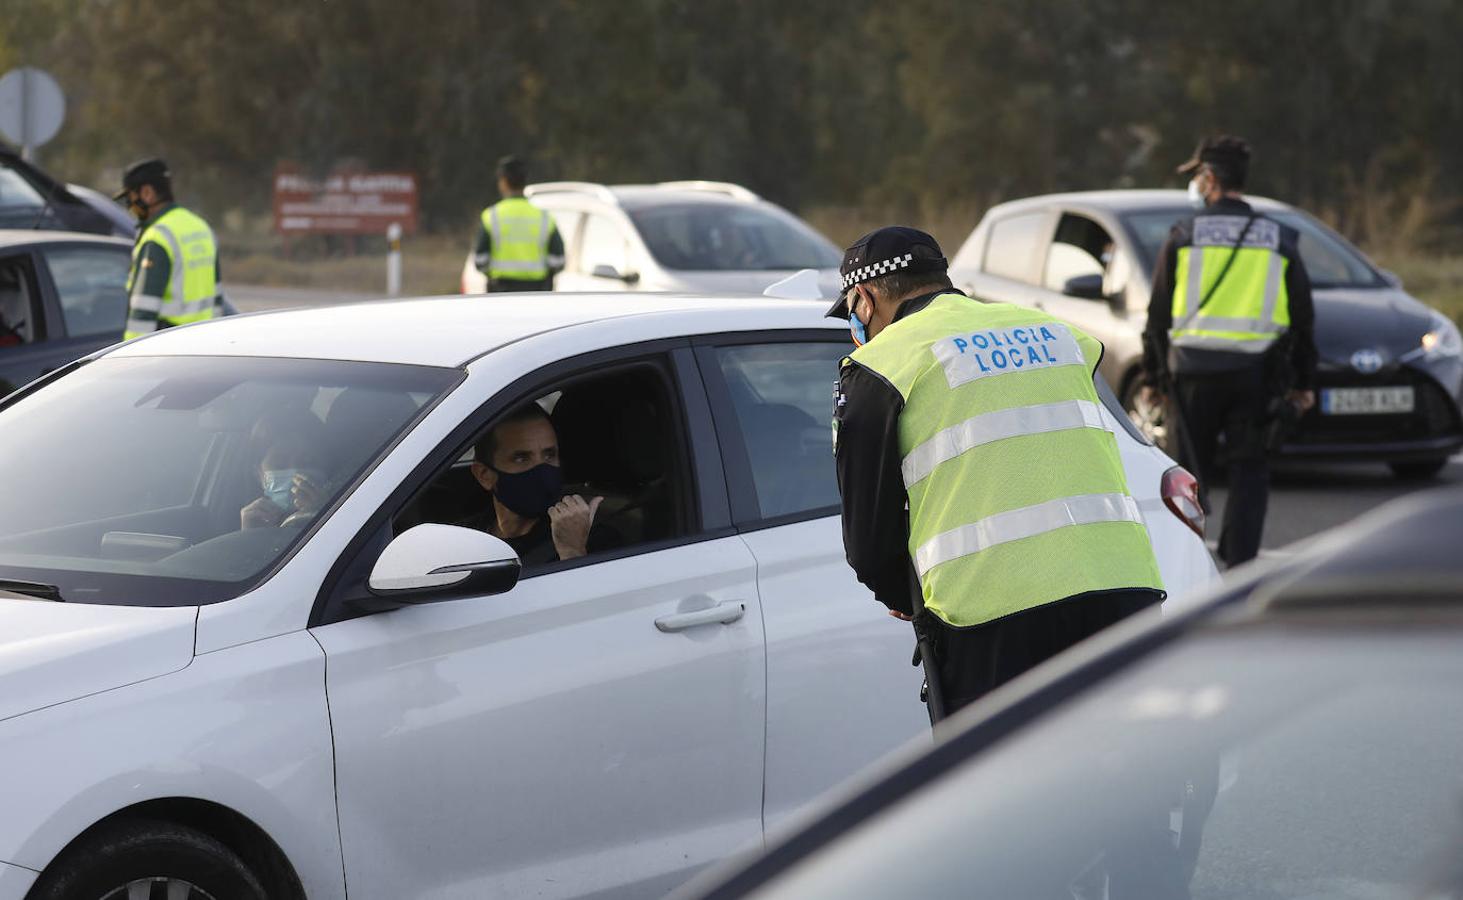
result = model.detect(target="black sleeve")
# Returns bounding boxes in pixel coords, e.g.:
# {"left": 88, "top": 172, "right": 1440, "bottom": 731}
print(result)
{"left": 1142, "top": 227, "right": 1182, "bottom": 388}
{"left": 834, "top": 360, "right": 914, "bottom": 615}
{"left": 135, "top": 241, "right": 172, "bottom": 298}
{"left": 473, "top": 220, "right": 492, "bottom": 274}
{"left": 1282, "top": 241, "right": 1318, "bottom": 390}
{"left": 547, "top": 226, "right": 565, "bottom": 269}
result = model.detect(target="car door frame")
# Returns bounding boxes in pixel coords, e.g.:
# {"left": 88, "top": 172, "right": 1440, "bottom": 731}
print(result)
{"left": 0, "top": 243, "right": 61, "bottom": 394}
{"left": 30, "top": 238, "right": 134, "bottom": 357}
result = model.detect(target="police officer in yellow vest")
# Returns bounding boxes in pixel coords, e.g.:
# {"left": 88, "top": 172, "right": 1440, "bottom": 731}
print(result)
{"left": 831, "top": 227, "right": 1165, "bottom": 719}
{"left": 1141, "top": 136, "right": 1317, "bottom": 569}
{"left": 473, "top": 156, "right": 565, "bottom": 293}
{"left": 116, "top": 158, "right": 221, "bottom": 340}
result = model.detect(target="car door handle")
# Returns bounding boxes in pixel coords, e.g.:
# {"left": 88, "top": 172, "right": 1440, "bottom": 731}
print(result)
{"left": 654, "top": 602, "right": 746, "bottom": 632}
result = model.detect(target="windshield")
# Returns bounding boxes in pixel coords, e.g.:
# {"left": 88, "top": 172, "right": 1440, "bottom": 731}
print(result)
{"left": 1125, "top": 207, "right": 1386, "bottom": 289}
{"left": 628, "top": 202, "right": 841, "bottom": 271}
{"left": 753, "top": 623, "right": 1463, "bottom": 900}
{"left": 0, "top": 356, "right": 457, "bottom": 606}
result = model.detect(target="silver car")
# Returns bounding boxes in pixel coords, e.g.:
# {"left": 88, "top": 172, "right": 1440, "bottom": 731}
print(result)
{"left": 948, "top": 190, "right": 1463, "bottom": 479}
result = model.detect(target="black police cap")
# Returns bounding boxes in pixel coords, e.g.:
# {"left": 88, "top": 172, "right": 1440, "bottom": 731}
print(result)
{"left": 115, "top": 158, "right": 171, "bottom": 200}
{"left": 1176, "top": 135, "right": 1251, "bottom": 176}
{"left": 826, "top": 225, "right": 947, "bottom": 319}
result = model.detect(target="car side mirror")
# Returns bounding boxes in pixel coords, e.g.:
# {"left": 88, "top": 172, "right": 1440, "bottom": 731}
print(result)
{"left": 591, "top": 264, "right": 639, "bottom": 285}
{"left": 367, "top": 524, "right": 520, "bottom": 604}
{"left": 1380, "top": 268, "right": 1403, "bottom": 288}
{"left": 1061, "top": 273, "right": 1105, "bottom": 300}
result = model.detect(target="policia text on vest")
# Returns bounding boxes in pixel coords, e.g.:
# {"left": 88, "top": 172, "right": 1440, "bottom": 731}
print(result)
{"left": 125, "top": 205, "right": 221, "bottom": 340}
{"left": 473, "top": 197, "right": 566, "bottom": 293}
{"left": 835, "top": 290, "right": 1166, "bottom": 716}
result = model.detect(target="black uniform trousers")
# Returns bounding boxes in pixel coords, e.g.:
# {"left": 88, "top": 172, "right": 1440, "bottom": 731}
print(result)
{"left": 488, "top": 276, "right": 553, "bottom": 293}
{"left": 916, "top": 588, "right": 1162, "bottom": 716}
{"left": 1172, "top": 365, "right": 1271, "bottom": 568}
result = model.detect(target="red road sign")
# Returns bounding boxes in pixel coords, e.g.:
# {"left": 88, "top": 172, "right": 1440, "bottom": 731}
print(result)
{"left": 273, "top": 166, "right": 418, "bottom": 235}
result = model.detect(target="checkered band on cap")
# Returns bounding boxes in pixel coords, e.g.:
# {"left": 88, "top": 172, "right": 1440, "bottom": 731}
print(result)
{"left": 841, "top": 253, "right": 914, "bottom": 290}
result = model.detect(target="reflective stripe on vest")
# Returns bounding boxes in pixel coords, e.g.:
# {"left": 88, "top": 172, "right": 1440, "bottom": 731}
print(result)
{"left": 914, "top": 493, "right": 1144, "bottom": 579}
{"left": 1171, "top": 214, "right": 1289, "bottom": 353}
{"left": 848, "top": 292, "right": 1163, "bottom": 626}
{"left": 125, "top": 206, "right": 218, "bottom": 338}
{"left": 483, "top": 198, "right": 552, "bottom": 281}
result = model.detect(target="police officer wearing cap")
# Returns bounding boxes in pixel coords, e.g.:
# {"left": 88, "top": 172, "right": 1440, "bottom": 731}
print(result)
{"left": 1141, "top": 136, "right": 1317, "bottom": 568}
{"left": 473, "top": 156, "right": 565, "bottom": 293}
{"left": 831, "top": 226, "right": 1166, "bottom": 719}
{"left": 116, "top": 158, "right": 221, "bottom": 340}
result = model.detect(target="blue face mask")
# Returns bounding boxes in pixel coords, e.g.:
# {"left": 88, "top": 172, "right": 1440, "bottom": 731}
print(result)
{"left": 848, "top": 294, "right": 869, "bottom": 346}
{"left": 261, "top": 468, "right": 323, "bottom": 511}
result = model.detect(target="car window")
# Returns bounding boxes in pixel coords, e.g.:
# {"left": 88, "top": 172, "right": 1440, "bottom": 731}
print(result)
{"left": 0, "top": 356, "right": 456, "bottom": 606}
{"left": 705, "top": 341, "right": 844, "bottom": 520}
{"left": 982, "top": 211, "right": 1049, "bottom": 284}
{"left": 0, "top": 167, "right": 47, "bottom": 228}
{"left": 750, "top": 626, "right": 1463, "bottom": 900}
{"left": 1124, "top": 207, "right": 1384, "bottom": 289}
{"left": 1043, "top": 213, "right": 1115, "bottom": 297}
{"left": 41, "top": 245, "right": 131, "bottom": 338}
{"left": 396, "top": 361, "right": 692, "bottom": 571}
{"left": 579, "top": 213, "right": 631, "bottom": 276}
{"left": 628, "top": 203, "right": 841, "bottom": 271}
{"left": 0, "top": 253, "right": 42, "bottom": 346}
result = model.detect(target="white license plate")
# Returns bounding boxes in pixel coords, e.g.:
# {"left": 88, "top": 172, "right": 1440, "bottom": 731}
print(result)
{"left": 1321, "top": 386, "right": 1415, "bottom": 415}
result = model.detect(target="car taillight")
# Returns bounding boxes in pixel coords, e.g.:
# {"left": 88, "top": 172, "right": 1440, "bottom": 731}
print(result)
{"left": 1161, "top": 465, "right": 1205, "bottom": 538}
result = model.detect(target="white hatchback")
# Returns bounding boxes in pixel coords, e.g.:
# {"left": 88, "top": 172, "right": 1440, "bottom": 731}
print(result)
{"left": 0, "top": 294, "right": 1215, "bottom": 900}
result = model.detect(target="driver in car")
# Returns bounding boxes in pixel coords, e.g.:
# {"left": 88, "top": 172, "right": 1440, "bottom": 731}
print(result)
{"left": 242, "top": 411, "right": 330, "bottom": 530}
{"left": 461, "top": 403, "right": 617, "bottom": 565}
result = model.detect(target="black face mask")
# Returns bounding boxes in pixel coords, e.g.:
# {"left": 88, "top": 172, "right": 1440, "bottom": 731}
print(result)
{"left": 491, "top": 463, "right": 564, "bottom": 519}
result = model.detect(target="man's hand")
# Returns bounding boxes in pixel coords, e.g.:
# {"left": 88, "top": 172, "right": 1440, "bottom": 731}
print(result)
{"left": 548, "top": 494, "right": 604, "bottom": 560}
{"left": 1287, "top": 389, "right": 1316, "bottom": 414}
{"left": 292, "top": 473, "right": 327, "bottom": 516}
{"left": 241, "top": 497, "right": 284, "bottom": 530}
{"left": 888, "top": 609, "right": 913, "bottom": 621}
{"left": 1138, "top": 384, "right": 1166, "bottom": 408}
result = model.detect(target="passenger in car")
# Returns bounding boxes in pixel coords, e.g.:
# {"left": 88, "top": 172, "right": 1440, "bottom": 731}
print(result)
{"left": 460, "top": 403, "right": 619, "bottom": 565}
{"left": 241, "top": 411, "right": 330, "bottom": 530}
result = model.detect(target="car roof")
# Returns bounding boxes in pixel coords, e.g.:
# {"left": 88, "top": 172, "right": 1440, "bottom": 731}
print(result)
{"left": 684, "top": 485, "right": 1463, "bottom": 899}
{"left": 104, "top": 293, "right": 838, "bottom": 368}
{"left": 0, "top": 229, "right": 132, "bottom": 250}
{"left": 983, "top": 189, "right": 1294, "bottom": 218}
{"left": 525, "top": 181, "right": 764, "bottom": 212}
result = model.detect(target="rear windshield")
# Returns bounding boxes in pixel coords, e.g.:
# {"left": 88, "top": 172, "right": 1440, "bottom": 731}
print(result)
{"left": 0, "top": 356, "right": 458, "bottom": 606}
{"left": 629, "top": 202, "right": 841, "bottom": 271}
{"left": 1124, "top": 207, "right": 1385, "bottom": 289}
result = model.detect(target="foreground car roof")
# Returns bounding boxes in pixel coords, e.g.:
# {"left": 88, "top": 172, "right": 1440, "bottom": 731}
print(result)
{"left": 105, "top": 293, "right": 836, "bottom": 367}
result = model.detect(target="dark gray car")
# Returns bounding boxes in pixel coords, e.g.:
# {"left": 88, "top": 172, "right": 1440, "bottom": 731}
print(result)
{"left": 948, "top": 190, "right": 1463, "bottom": 479}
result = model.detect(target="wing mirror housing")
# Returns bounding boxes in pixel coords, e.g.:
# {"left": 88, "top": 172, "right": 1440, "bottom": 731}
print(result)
{"left": 1061, "top": 273, "right": 1105, "bottom": 300}
{"left": 591, "top": 264, "right": 640, "bottom": 285}
{"left": 367, "top": 524, "right": 521, "bottom": 605}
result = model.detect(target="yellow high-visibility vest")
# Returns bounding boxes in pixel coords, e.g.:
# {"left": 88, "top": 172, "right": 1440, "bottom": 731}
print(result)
{"left": 124, "top": 206, "right": 217, "bottom": 339}
{"left": 849, "top": 292, "right": 1163, "bottom": 626}
{"left": 482, "top": 197, "right": 554, "bottom": 282}
{"left": 1170, "top": 215, "right": 1290, "bottom": 353}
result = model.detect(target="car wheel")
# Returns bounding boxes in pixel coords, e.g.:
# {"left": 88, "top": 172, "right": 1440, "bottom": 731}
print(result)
{"left": 29, "top": 818, "right": 268, "bottom": 900}
{"left": 1389, "top": 459, "right": 1449, "bottom": 480}
{"left": 1120, "top": 375, "right": 1170, "bottom": 452}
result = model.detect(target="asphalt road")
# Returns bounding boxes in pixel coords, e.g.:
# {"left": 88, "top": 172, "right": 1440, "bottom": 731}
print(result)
{"left": 228, "top": 282, "right": 1462, "bottom": 555}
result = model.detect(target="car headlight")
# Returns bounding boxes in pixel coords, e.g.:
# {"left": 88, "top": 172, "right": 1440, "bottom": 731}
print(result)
{"left": 1421, "top": 312, "right": 1462, "bottom": 360}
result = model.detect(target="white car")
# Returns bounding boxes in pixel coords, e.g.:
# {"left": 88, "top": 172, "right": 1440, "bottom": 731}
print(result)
{"left": 460, "top": 181, "right": 844, "bottom": 296}
{"left": 0, "top": 294, "right": 1216, "bottom": 900}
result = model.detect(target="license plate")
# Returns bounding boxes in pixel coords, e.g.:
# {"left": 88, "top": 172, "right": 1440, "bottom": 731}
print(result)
{"left": 1321, "top": 386, "right": 1415, "bottom": 415}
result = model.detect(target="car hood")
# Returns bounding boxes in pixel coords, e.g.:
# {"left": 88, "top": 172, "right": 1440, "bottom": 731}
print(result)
{"left": 663, "top": 268, "right": 842, "bottom": 297}
{"left": 1312, "top": 287, "right": 1432, "bottom": 367}
{"left": 0, "top": 594, "right": 196, "bottom": 723}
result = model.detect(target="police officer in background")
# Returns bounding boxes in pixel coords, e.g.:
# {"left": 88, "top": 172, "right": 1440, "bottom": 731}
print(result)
{"left": 831, "top": 227, "right": 1166, "bottom": 720}
{"left": 116, "top": 158, "right": 221, "bottom": 340}
{"left": 473, "top": 156, "right": 565, "bottom": 292}
{"left": 1141, "top": 136, "right": 1317, "bottom": 569}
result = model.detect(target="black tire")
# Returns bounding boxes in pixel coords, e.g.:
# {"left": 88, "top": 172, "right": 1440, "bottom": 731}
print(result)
{"left": 1389, "top": 459, "right": 1449, "bottom": 480}
{"left": 29, "top": 818, "right": 267, "bottom": 900}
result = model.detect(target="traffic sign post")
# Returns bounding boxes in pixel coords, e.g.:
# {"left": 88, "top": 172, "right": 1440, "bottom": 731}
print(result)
{"left": 0, "top": 67, "right": 66, "bottom": 161}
